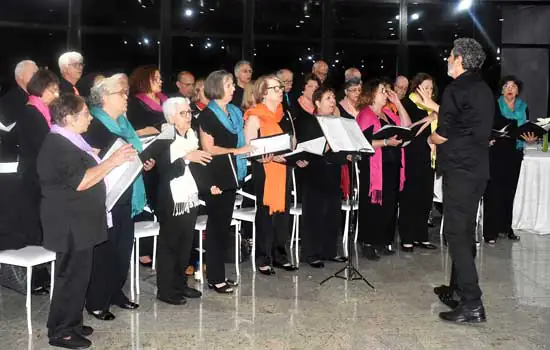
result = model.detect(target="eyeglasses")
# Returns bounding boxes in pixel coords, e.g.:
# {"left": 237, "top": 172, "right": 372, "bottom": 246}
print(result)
{"left": 347, "top": 88, "right": 362, "bottom": 94}
{"left": 241, "top": 69, "right": 253, "bottom": 74}
{"left": 179, "top": 110, "right": 193, "bottom": 118}
{"left": 69, "top": 62, "right": 84, "bottom": 68}
{"left": 109, "top": 89, "right": 129, "bottom": 97}
{"left": 267, "top": 85, "right": 285, "bottom": 92}
{"left": 380, "top": 87, "right": 388, "bottom": 94}
{"left": 179, "top": 82, "right": 194, "bottom": 87}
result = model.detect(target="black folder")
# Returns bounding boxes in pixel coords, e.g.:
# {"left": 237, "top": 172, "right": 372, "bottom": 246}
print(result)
{"left": 139, "top": 138, "right": 173, "bottom": 161}
{"left": 507, "top": 122, "right": 548, "bottom": 140}
{"left": 372, "top": 125, "right": 414, "bottom": 142}
{"left": 282, "top": 151, "right": 322, "bottom": 166}
{"left": 189, "top": 154, "right": 239, "bottom": 194}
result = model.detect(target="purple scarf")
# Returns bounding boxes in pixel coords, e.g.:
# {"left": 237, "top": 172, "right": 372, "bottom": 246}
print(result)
{"left": 50, "top": 125, "right": 112, "bottom": 227}
{"left": 135, "top": 92, "right": 167, "bottom": 112}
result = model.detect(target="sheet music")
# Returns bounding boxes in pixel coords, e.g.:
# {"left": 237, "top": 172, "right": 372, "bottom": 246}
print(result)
{"left": 296, "top": 137, "right": 326, "bottom": 155}
{"left": 316, "top": 116, "right": 374, "bottom": 153}
{"left": 247, "top": 133, "right": 292, "bottom": 158}
{"left": 141, "top": 123, "right": 175, "bottom": 150}
{"left": 0, "top": 121, "right": 15, "bottom": 132}
{"left": 101, "top": 138, "right": 144, "bottom": 212}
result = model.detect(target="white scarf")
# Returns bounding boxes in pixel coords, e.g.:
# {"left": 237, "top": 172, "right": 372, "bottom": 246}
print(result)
{"left": 169, "top": 129, "right": 200, "bottom": 216}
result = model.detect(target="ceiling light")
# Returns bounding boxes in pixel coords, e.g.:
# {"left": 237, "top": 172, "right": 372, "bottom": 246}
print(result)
{"left": 417, "top": 27, "right": 423, "bottom": 31}
{"left": 411, "top": 13, "right": 420, "bottom": 21}
{"left": 499, "top": 18, "right": 503, "bottom": 22}
{"left": 395, "top": 15, "right": 400, "bottom": 20}
{"left": 389, "top": 27, "right": 394, "bottom": 31}
{"left": 296, "top": 25, "right": 301, "bottom": 28}
{"left": 304, "top": 14, "right": 310, "bottom": 18}
{"left": 457, "top": 0, "right": 472, "bottom": 11}
{"left": 184, "top": 8, "right": 194, "bottom": 17}
{"left": 300, "top": 20, "right": 305, "bottom": 24}
{"left": 123, "top": 40, "right": 128, "bottom": 44}
{"left": 387, "top": 20, "right": 392, "bottom": 24}
{"left": 143, "top": 37, "right": 150, "bottom": 45}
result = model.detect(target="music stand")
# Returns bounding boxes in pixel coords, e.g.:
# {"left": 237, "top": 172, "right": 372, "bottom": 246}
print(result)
{"left": 312, "top": 116, "right": 375, "bottom": 289}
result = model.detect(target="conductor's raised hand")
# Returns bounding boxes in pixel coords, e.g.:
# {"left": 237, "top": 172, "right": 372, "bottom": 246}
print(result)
{"left": 185, "top": 150, "right": 212, "bottom": 166}
{"left": 386, "top": 135, "right": 403, "bottom": 147}
{"left": 108, "top": 144, "right": 137, "bottom": 167}
{"left": 521, "top": 132, "right": 538, "bottom": 144}
{"left": 143, "top": 158, "right": 156, "bottom": 171}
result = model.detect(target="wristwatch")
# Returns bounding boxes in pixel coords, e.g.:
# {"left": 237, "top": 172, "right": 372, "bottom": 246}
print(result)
{"left": 383, "top": 139, "right": 388, "bottom": 146}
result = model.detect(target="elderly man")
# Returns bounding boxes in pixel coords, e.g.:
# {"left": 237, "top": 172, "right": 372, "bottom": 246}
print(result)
{"left": 175, "top": 71, "right": 195, "bottom": 99}
{"left": 430, "top": 38, "right": 493, "bottom": 324}
{"left": 231, "top": 60, "right": 253, "bottom": 107}
{"left": 344, "top": 67, "right": 362, "bottom": 82}
{"left": 394, "top": 75, "right": 409, "bottom": 100}
{"left": 312, "top": 60, "right": 329, "bottom": 85}
{"left": 276, "top": 68, "right": 294, "bottom": 111}
{"left": 58, "top": 51, "right": 84, "bottom": 95}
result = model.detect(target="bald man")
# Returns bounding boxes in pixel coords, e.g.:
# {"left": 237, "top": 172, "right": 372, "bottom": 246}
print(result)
{"left": 312, "top": 60, "right": 329, "bottom": 84}
{"left": 175, "top": 71, "right": 195, "bottom": 99}
{"left": 394, "top": 76, "right": 409, "bottom": 100}
{"left": 344, "top": 67, "right": 362, "bottom": 82}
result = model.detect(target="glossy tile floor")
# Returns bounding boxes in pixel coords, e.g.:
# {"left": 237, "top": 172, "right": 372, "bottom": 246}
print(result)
{"left": 1, "top": 229, "right": 549, "bottom": 349}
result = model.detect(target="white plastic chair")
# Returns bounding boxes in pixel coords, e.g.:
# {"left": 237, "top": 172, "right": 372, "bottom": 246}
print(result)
{"left": 343, "top": 162, "right": 360, "bottom": 257}
{"left": 130, "top": 207, "right": 159, "bottom": 299}
{"left": 232, "top": 174, "right": 257, "bottom": 272}
{"left": 289, "top": 169, "right": 302, "bottom": 266}
{"left": 0, "top": 246, "right": 56, "bottom": 334}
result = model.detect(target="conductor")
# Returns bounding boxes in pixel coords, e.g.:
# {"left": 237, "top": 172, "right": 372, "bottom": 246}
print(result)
{"left": 429, "top": 38, "right": 493, "bottom": 324}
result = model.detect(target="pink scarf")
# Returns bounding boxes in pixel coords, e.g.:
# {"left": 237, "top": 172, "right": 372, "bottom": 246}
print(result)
{"left": 298, "top": 96, "right": 315, "bottom": 115}
{"left": 27, "top": 96, "right": 51, "bottom": 128}
{"left": 135, "top": 92, "right": 168, "bottom": 112}
{"left": 356, "top": 106, "right": 406, "bottom": 204}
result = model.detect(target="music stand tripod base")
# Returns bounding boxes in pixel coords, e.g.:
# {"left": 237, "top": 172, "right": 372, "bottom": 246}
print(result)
{"left": 319, "top": 155, "right": 375, "bottom": 290}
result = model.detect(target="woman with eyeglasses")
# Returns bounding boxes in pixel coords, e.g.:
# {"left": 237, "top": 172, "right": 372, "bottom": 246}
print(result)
{"left": 243, "top": 75, "right": 298, "bottom": 275}
{"left": 356, "top": 79, "right": 411, "bottom": 261}
{"left": 338, "top": 78, "right": 362, "bottom": 120}
{"left": 15, "top": 69, "right": 60, "bottom": 295}
{"left": 83, "top": 75, "right": 156, "bottom": 321}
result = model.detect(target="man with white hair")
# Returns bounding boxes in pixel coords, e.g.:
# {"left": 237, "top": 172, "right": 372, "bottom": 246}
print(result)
{"left": 276, "top": 68, "right": 294, "bottom": 111}
{"left": 344, "top": 67, "right": 362, "bottom": 82}
{"left": 231, "top": 60, "right": 253, "bottom": 106}
{"left": 312, "top": 60, "right": 329, "bottom": 84}
{"left": 58, "top": 51, "right": 84, "bottom": 96}
{"left": 394, "top": 75, "right": 409, "bottom": 100}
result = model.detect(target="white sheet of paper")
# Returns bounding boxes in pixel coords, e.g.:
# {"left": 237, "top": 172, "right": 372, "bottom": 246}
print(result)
{"left": 248, "top": 133, "right": 292, "bottom": 157}
{"left": 316, "top": 116, "right": 374, "bottom": 153}
{"left": 296, "top": 136, "right": 326, "bottom": 155}
{"left": 0, "top": 121, "right": 15, "bottom": 132}
{"left": 101, "top": 138, "right": 144, "bottom": 212}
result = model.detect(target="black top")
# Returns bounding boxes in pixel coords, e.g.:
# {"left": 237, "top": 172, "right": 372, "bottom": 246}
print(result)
{"left": 282, "top": 92, "right": 293, "bottom": 114}
{"left": 127, "top": 96, "right": 165, "bottom": 132}
{"left": 363, "top": 117, "right": 401, "bottom": 165}
{"left": 0, "top": 86, "right": 28, "bottom": 160}
{"left": 37, "top": 133, "right": 108, "bottom": 252}
{"left": 231, "top": 85, "right": 245, "bottom": 108}
{"left": 436, "top": 72, "right": 494, "bottom": 178}
{"left": 402, "top": 98, "right": 432, "bottom": 167}
{"left": 59, "top": 77, "right": 79, "bottom": 95}
{"left": 83, "top": 118, "right": 132, "bottom": 205}
{"left": 490, "top": 102, "right": 530, "bottom": 170}
{"left": 16, "top": 105, "right": 50, "bottom": 184}
{"left": 294, "top": 106, "right": 322, "bottom": 143}
{"left": 198, "top": 107, "right": 238, "bottom": 149}
{"left": 337, "top": 103, "right": 356, "bottom": 120}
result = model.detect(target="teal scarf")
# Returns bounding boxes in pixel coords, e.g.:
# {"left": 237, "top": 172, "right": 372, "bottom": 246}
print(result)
{"left": 498, "top": 96, "right": 528, "bottom": 150}
{"left": 90, "top": 107, "right": 146, "bottom": 217}
{"left": 207, "top": 101, "right": 247, "bottom": 181}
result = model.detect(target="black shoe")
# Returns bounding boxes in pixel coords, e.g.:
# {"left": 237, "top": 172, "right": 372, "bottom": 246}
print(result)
{"left": 115, "top": 302, "right": 139, "bottom": 310}
{"left": 208, "top": 282, "right": 235, "bottom": 294}
{"left": 79, "top": 326, "right": 93, "bottom": 337}
{"left": 273, "top": 261, "right": 298, "bottom": 271}
{"left": 433, "top": 285, "right": 453, "bottom": 296}
{"left": 433, "top": 285, "right": 459, "bottom": 309}
{"left": 157, "top": 294, "right": 187, "bottom": 305}
{"left": 88, "top": 310, "right": 115, "bottom": 321}
{"left": 413, "top": 242, "right": 437, "bottom": 250}
{"left": 31, "top": 286, "right": 49, "bottom": 296}
{"left": 400, "top": 244, "right": 414, "bottom": 253}
{"left": 180, "top": 286, "right": 202, "bottom": 299}
{"left": 258, "top": 265, "right": 276, "bottom": 275}
{"left": 308, "top": 260, "right": 325, "bottom": 268}
{"left": 377, "top": 245, "right": 396, "bottom": 256}
{"left": 327, "top": 256, "right": 348, "bottom": 263}
{"left": 362, "top": 245, "right": 381, "bottom": 261}
{"left": 49, "top": 333, "right": 91, "bottom": 349}
{"left": 439, "top": 303, "right": 487, "bottom": 324}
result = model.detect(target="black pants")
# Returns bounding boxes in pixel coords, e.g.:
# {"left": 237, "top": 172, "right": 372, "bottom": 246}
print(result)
{"left": 157, "top": 208, "right": 198, "bottom": 298}
{"left": 483, "top": 150, "right": 523, "bottom": 240}
{"left": 398, "top": 163, "right": 434, "bottom": 244}
{"left": 302, "top": 184, "right": 341, "bottom": 262}
{"left": 47, "top": 247, "right": 93, "bottom": 339}
{"left": 86, "top": 202, "right": 134, "bottom": 311}
{"left": 442, "top": 171, "right": 486, "bottom": 306}
{"left": 204, "top": 190, "right": 236, "bottom": 285}
{"left": 358, "top": 162, "right": 400, "bottom": 247}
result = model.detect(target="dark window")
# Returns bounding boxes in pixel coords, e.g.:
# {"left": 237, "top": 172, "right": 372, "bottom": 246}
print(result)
{"left": 334, "top": 2, "right": 400, "bottom": 40}
{"left": 254, "top": 0, "right": 322, "bottom": 38}
{"left": 253, "top": 40, "right": 322, "bottom": 77}
{"left": 82, "top": 0, "right": 160, "bottom": 28}
{"left": 172, "top": 0, "right": 244, "bottom": 34}
{"left": 0, "top": 0, "right": 69, "bottom": 24}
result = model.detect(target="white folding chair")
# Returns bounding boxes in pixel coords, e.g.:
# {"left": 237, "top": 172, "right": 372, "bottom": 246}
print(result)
{"left": 0, "top": 162, "right": 18, "bottom": 174}
{"left": 232, "top": 174, "right": 257, "bottom": 272}
{"left": 130, "top": 207, "right": 159, "bottom": 299}
{"left": 0, "top": 246, "right": 56, "bottom": 334}
{"left": 289, "top": 169, "right": 302, "bottom": 266}
{"left": 343, "top": 162, "right": 360, "bottom": 256}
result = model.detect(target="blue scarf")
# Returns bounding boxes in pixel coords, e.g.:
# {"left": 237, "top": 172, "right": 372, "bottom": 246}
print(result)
{"left": 498, "top": 96, "right": 528, "bottom": 150}
{"left": 207, "top": 100, "right": 247, "bottom": 181}
{"left": 90, "top": 107, "right": 147, "bottom": 217}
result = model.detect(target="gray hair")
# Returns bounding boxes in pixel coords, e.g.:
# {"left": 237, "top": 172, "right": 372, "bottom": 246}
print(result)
{"left": 162, "top": 97, "right": 189, "bottom": 122}
{"left": 452, "top": 38, "right": 486, "bottom": 71}
{"left": 58, "top": 51, "right": 83, "bottom": 69}
{"left": 88, "top": 75, "right": 122, "bottom": 107}
{"left": 344, "top": 67, "right": 361, "bottom": 81}
{"left": 234, "top": 60, "right": 252, "bottom": 77}
{"left": 14, "top": 60, "right": 37, "bottom": 79}
{"left": 276, "top": 68, "right": 292, "bottom": 79}
{"left": 204, "top": 70, "right": 233, "bottom": 100}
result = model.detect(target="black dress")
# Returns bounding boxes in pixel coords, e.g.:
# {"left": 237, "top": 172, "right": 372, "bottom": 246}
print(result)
{"left": 296, "top": 113, "right": 345, "bottom": 263}
{"left": 83, "top": 119, "right": 136, "bottom": 311}
{"left": 358, "top": 117, "right": 402, "bottom": 248}
{"left": 398, "top": 98, "right": 434, "bottom": 245}
{"left": 483, "top": 103, "right": 529, "bottom": 241}
{"left": 251, "top": 108, "right": 295, "bottom": 267}
{"left": 198, "top": 107, "right": 238, "bottom": 285}
{"left": 37, "top": 133, "right": 107, "bottom": 340}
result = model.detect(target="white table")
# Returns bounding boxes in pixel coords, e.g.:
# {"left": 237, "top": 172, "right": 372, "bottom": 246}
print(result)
{"left": 512, "top": 148, "right": 550, "bottom": 235}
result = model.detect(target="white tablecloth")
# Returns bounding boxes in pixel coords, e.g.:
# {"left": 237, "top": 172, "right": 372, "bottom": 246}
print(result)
{"left": 512, "top": 149, "right": 550, "bottom": 235}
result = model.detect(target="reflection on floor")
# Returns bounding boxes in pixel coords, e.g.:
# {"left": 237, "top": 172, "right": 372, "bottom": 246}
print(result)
{"left": 0, "top": 231, "right": 549, "bottom": 349}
